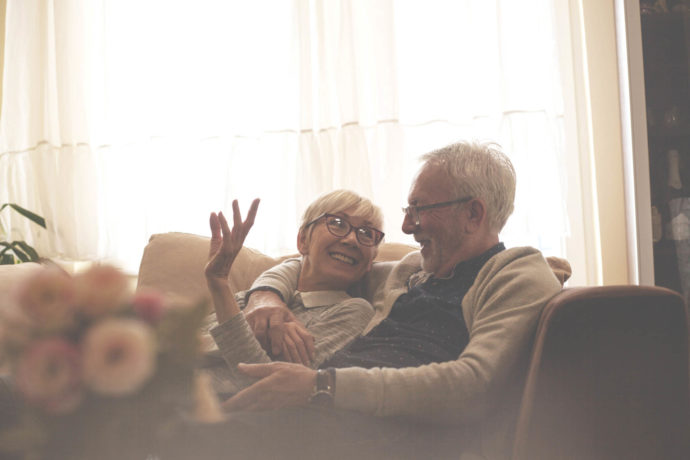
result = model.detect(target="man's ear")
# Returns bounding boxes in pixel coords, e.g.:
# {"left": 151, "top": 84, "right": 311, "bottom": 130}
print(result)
{"left": 297, "top": 228, "right": 309, "bottom": 255}
{"left": 465, "top": 199, "right": 486, "bottom": 233}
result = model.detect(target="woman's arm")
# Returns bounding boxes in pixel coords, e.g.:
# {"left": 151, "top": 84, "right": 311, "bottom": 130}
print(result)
{"left": 243, "top": 259, "right": 316, "bottom": 363}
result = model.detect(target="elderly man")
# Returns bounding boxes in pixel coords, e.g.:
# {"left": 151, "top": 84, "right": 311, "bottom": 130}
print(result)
{"left": 168, "top": 140, "right": 563, "bottom": 460}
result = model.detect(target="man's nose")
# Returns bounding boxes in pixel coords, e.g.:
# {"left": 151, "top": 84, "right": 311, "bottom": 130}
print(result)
{"left": 402, "top": 211, "right": 417, "bottom": 234}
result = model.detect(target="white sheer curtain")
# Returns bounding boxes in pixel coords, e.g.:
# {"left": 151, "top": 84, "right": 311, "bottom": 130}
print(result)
{"left": 0, "top": 0, "right": 575, "bottom": 275}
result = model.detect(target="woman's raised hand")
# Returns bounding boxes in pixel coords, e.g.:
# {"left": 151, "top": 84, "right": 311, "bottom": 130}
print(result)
{"left": 205, "top": 199, "right": 260, "bottom": 286}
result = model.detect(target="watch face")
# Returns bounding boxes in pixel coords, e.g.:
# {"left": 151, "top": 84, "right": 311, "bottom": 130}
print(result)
{"left": 309, "top": 391, "right": 333, "bottom": 407}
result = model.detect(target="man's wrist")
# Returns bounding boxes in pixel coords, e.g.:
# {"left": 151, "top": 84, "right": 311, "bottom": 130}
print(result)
{"left": 245, "top": 287, "right": 284, "bottom": 306}
{"left": 308, "top": 367, "right": 336, "bottom": 408}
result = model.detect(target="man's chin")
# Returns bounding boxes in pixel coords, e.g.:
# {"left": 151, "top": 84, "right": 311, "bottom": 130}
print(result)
{"left": 420, "top": 253, "right": 438, "bottom": 274}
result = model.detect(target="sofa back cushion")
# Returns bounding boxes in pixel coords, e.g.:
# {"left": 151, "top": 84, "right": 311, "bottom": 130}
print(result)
{"left": 136, "top": 232, "right": 417, "bottom": 304}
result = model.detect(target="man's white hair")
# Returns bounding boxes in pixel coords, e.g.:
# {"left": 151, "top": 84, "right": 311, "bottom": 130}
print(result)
{"left": 421, "top": 140, "right": 516, "bottom": 233}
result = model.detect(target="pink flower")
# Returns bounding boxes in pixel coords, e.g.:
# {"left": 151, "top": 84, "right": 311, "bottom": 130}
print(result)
{"left": 73, "top": 265, "right": 131, "bottom": 317}
{"left": 81, "top": 318, "right": 156, "bottom": 396}
{"left": 132, "top": 289, "right": 167, "bottom": 323}
{"left": 0, "top": 305, "right": 36, "bottom": 353}
{"left": 14, "top": 268, "right": 76, "bottom": 330}
{"left": 15, "top": 338, "right": 83, "bottom": 414}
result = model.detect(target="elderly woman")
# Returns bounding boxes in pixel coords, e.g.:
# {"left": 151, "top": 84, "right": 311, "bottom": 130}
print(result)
{"left": 204, "top": 190, "right": 384, "bottom": 393}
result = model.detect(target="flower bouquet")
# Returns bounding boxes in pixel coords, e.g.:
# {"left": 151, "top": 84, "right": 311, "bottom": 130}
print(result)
{"left": 0, "top": 264, "right": 209, "bottom": 460}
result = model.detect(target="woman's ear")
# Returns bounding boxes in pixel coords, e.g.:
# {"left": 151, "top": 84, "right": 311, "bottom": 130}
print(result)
{"left": 365, "top": 247, "right": 378, "bottom": 273}
{"left": 297, "top": 228, "right": 309, "bottom": 255}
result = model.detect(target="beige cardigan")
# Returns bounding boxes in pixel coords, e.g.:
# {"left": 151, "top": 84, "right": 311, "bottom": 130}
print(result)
{"left": 253, "top": 246, "right": 563, "bottom": 459}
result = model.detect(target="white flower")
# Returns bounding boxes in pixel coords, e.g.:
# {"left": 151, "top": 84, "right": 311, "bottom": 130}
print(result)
{"left": 73, "top": 265, "right": 131, "bottom": 317}
{"left": 81, "top": 318, "right": 156, "bottom": 396}
{"left": 14, "top": 267, "right": 76, "bottom": 330}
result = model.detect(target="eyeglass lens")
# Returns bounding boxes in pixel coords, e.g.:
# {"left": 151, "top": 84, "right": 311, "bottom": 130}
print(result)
{"left": 325, "top": 216, "right": 378, "bottom": 246}
{"left": 402, "top": 207, "right": 420, "bottom": 225}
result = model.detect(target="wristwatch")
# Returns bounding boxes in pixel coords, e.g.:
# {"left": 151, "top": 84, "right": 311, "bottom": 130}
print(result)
{"left": 308, "top": 368, "right": 336, "bottom": 407}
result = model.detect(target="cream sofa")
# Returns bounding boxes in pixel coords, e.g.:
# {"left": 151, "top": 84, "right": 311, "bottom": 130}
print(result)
{"left": 135, "top": 232, "right": 419, "bottom": 303}
{"left": 0, "top": 232, "right": 570, "bottom": 308}
{"left": 0, "top": 233, "right": 417, "bottom": 312}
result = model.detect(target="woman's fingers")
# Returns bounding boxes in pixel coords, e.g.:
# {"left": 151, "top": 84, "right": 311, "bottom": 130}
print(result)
{"left": 232, "top": 199, "right": 242, "bottom": 232}
{"left": 221, "top": 198, "right": 260, "bottom": 246}
{"left": 208, "top": 212, "right": 222, "bottom": 258}
{"left": 218, "top": 211, "right": 232, "bottom": 239}
{"left": 286, "top": 325, "right": 311, "bottom": 365}
{"left": 245, "top": 198, "right": 260, "bottom": 229}
{"left": 206, "top": 199, "right": 260, "bottom": 281}
{"left": 282, "top": 334, "right": 301, "bottom": 364}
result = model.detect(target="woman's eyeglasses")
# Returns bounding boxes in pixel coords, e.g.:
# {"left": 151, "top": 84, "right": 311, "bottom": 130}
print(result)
{"left": 305, "top": 214, "right": 384, "bottom": 247}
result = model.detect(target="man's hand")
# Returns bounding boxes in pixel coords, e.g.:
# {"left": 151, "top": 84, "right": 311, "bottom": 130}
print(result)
{"left": 222, "top": 362, "right": 317, "bottom": 411}
{"left": 245, "top": 292, "right": 315, "bottom": 365}
{"left": 245, "top": 305, "right": 315, "bottom": 365}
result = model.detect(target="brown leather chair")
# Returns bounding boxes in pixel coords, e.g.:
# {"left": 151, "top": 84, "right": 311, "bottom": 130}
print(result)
{"left": 512, "top": 285, "right": 689, "bottom": 460}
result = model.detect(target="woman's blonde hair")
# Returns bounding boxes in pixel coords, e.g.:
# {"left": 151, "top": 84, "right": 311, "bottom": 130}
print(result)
{"left": 299, "top": 189, "right": 384, "bottom": 243}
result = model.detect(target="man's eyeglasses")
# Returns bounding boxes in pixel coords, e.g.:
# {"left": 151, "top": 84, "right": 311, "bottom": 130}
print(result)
{"left": 305, "top": 213, "right": 385, "bottom": 247}
{"left": 402, "top": 196, "right": 473, "bottom": 226}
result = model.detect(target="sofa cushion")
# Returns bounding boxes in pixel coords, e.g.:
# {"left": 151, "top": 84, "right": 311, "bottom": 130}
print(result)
{"left": 136, "top": 232, "right": 284, "bottom": 304}
{"left": 135, "top": 232, "right": 570, "bottom": 306}
{"left": 135, "top": 232, "right": 418, "bottom": 305}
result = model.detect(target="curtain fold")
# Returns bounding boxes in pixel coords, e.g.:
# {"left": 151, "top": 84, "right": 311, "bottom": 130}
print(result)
{"left": 1, "top": 0, "right": 575, "bottom": 274}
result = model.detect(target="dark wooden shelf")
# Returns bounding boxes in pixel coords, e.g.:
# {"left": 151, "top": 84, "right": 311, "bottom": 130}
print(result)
{"left": 642, "top": 4, "right": 690, "bottom": 294}
{"left": 647, "top": 124, "right": 690, "bottom": 138}
{"left": 653, "top": 239, "right": 682, "bottom": 293}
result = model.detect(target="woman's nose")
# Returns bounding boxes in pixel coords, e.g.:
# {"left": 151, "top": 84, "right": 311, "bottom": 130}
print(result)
{"left": 341, "top": 228, "right": 359, "bottom": 246}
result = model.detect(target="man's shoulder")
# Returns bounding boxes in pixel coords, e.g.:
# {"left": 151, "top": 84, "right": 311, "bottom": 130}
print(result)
{"left": 369, "top": 250, "right": 422, "bottom": 279}
{"left": 477, "top": 245, "right": 563, "bottom": 291}
{"left": 359, "top": 250, "right": 422, "bottom": 298}
{"left": 486, "top": 246, "right": 547, "bottom": 268}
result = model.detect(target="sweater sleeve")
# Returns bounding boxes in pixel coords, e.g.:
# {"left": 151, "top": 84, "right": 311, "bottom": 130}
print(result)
{"left": 209, "top": 314, "right": 272, "bottom": 390}
{"left": 248, "top": 258, "right": 302, "bottom": 306}
{"left": 333, "top": 247, "right": 562, "bottom": 424}
{"left": 209, "top": 297, "right": 375, "bottom": 389}
{"left": 308, "top": 298, "right": 375, "bottom": 367}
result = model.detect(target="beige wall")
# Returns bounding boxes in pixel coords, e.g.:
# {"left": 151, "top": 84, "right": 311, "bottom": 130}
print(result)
{"left": 578, "top": 0, "right": 630, "bottom": 284}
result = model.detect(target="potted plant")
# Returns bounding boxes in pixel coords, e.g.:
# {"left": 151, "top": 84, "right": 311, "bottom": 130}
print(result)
{"left": 0, "top": 203, "right": 47, "bottom": 264}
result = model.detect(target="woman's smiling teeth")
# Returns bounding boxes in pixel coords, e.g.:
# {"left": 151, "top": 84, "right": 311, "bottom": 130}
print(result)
{"left": 330, "top": 252, "right": 357, "bottom": 265}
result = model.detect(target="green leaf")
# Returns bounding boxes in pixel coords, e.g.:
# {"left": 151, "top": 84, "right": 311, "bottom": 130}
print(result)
{"left": 0, "top": 242, "right": 11, "bottom": 258}
{"left": 13, "top": 240, "right": 40, "bottom": 261}
{"left": 10, "top": 243, "right": 29, "bottom": 262}
{"left": 8, "top": 204, "right": 46, "bottom": 229}
{"left": 0, "top": 253, "right": 15, "bottom": 265}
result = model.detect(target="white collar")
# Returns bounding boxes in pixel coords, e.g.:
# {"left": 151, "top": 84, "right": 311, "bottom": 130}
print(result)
{"left": 295, "top": 290, "right": 351, "bottom": 308}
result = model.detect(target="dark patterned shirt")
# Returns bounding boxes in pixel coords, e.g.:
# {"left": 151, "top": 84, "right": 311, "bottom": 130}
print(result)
{"left": 321, "top": 243, "right": 505, "bottom": 369}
